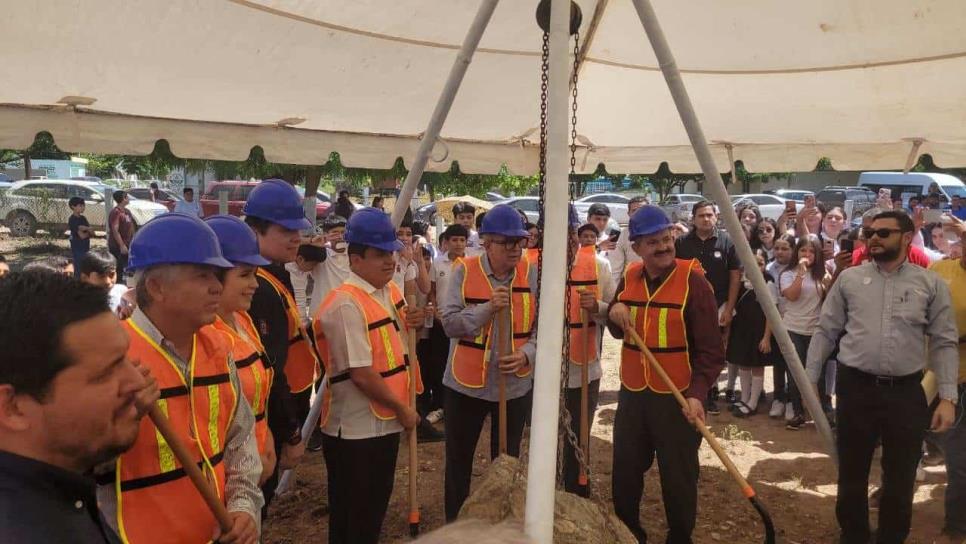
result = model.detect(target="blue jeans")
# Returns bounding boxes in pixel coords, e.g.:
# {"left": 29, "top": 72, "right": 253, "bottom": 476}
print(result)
{"left": 944, "top": 385, "right": 966, "bottom": 536}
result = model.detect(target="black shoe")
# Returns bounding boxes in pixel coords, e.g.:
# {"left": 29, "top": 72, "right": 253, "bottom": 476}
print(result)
{"left": 705, "top": 397, "right": 720, "bottom": 416}
{"left": 307, "top": 427, "right": 324, "bottom": 452}
{"left": 724, "top": 389, "right": 739, "bottom": 404}
{"left": 417, "top": 420, "right": 445, "bottom": 443}
{"left": 786, "top": 415, "right": 806, "bottom": 430}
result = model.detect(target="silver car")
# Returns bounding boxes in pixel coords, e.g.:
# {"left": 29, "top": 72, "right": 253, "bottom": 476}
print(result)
{"left": 660, "top": 193, "right": 705, "bottom": 222}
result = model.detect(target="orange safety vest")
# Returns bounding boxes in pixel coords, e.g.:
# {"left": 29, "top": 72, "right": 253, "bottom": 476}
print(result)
{"left": 115, "top": 320, "right": 238, "bottom": 544}
{"left": 568, "top": 245, "right": 600, "bottom": 365}
{"left": 314, "top": 282, "right": 423, "bottom": 424}
{"left": 213, "top": 312, "right": 273, "bottom": 455}
{"left": 449, "top": 256, "right": 535, "bottom": 388}
{"left": 255, "top": 268, "right": 320, "bottom": 393}
{"left": 617, "top": 259, "right": 698, "bottom": 393}
{"left": 525, "top": 247, "right": 541, "bottom": 268}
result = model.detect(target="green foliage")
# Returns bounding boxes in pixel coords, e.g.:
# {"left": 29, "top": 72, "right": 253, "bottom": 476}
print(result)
{"left": 814, "top": 157, "right": 834, "bottom": 171}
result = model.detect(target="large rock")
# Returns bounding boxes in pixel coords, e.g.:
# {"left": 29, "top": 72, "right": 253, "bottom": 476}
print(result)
{"left": 458, "top": 455, "right": 636, "bottom": 544}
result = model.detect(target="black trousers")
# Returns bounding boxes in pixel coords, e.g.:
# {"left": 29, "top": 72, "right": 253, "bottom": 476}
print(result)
{"left": 613, "top": 387, "right": 701, "bottom": 544}
{"left": 563, "top": 379, "right": 600, "bottom": 497}
{"left": 443, "top": 386, "right": 532, "bottom": 521}
{"left": 323, "top": 432, "right": 400, "bottom": 544}
{"left": 835, "top": 365, "right": 928, "bottom": 544}
{"left": 416, "top": 322, "right": 449, "bottom": 415}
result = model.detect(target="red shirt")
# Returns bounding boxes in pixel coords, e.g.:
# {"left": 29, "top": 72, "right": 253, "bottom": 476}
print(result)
{"left": 850, "top": 244, "right": 930, "bottom": 267}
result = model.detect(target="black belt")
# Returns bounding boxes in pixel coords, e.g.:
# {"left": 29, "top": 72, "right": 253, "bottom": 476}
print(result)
{"left": 840, "top": 364, "right": 923, "bottom": 387}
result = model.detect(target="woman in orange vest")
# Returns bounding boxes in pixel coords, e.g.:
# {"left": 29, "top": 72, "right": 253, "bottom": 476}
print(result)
{"left": 99, "top": 212, "right": 262, "bottom": 544}
{"left": 607, "top": 205, "right": 725, "bottom": 544}
{"left": 207, "top": 215, "right": 276, "bottom": 487}
{"left": 313, "top": 208, "right": 423, "bottom": 544}
{"left": 438, "top": 204, "right": 538, "bottom": 521}
{"left": 561, "top": 207, "right": 616, "bottom": 497}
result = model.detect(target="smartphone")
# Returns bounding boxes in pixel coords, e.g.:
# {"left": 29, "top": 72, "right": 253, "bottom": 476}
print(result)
{"left": 608, "top": 229, "right": 621, "bottom": 243}
{"left": 784, "top": 200, "right": 796, "bottom": 214}
{"left": 823, "top": 238, "right": 834, "bottom": 253}
{"left": 804, "top": 195, "right": 816, "bottom": 209}
{"left": 840, "top": 239, "right": 854, "bottom": 252}
{"left": 878, "top": 187, "right": 892, "bottom": 200}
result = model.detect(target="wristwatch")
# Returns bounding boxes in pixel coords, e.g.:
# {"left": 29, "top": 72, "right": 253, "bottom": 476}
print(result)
{"left": 286, "top": 431, "right": 302, "bottom": 446}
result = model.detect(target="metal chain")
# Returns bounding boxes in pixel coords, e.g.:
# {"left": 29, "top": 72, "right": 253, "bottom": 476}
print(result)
{"left": 533, "top": 30, "right": 549, "bottom": 334}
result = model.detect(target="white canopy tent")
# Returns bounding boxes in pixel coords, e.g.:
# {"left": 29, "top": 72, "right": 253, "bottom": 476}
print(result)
{"left": 2, "top": 0, "right": 966, "bottom": 173}
{"left": 5, "top": 2, "right": 965, "bottom": 543}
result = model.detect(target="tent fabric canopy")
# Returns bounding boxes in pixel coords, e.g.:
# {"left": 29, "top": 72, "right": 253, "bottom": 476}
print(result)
{"left": 2, "top": 0, "right": 965, "bottom": 173}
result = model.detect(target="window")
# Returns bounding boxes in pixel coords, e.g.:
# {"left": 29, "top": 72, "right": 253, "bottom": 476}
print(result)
{"left": 16, "top": 183, "right": 68, "bottom": 199}
{"left": 513, "top": 199, "right": 538, "bottom": 212}
{"left": 233, "top": 186, "right": 256, "bottom": 201}
{"left": 751, "top": 195, "right": 781, "bottom": 205}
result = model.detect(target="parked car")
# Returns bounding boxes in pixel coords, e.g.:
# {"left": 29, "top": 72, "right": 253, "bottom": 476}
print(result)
{"left": 499, "top": 196, "right": 541, "bottom": 224}
{"left": 764, "top": 188, "right": 814, "bottom": 202}
{"left": 0, "top": 173, "right": 13, "bottom": 191}
{"left": 0, "top": 179, "right": 168, "bottom": 237}
{"left": 127, "top": 187, "right": 183, "bottom": 212}
{"left": 815, "top": 186, "right": 877, "bottom": 226}
{"left": 729, "top": 193, "right": 801, "bottom": 221}
{"left": 484, "top": 191, "right": 506, "bottom": 202}
{"left": 200, "top": 180, "right": 331, "bottom": 221}
{"left": 414, "top": 202, "right": 437, "bottom": 224}
{"left": 573, "top": 192, "right": 631, "bottom": 224}
{"left": 660, "top": 193, "right": 705, "bottom": 222}
{"left": 857, "top": 171, "right": 966, "bottom": 206}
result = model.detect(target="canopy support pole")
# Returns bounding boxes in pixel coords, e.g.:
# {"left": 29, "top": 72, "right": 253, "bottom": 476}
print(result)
{"left": 903, "top": 139, "right": 924, "bottom": 174}
{"left": 390, "top": 0, "right": 501, "bottom": 228}
{"left": 726, "top": 143, "right": 737, "bottom": 189}
{"left": 523, "top": 0, "right": 573, "bottom": 541}
{"left": 629, "top": 0, "right": 837, "bottom": 463}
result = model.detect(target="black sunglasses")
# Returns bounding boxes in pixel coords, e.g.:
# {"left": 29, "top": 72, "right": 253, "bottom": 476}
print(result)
{"left": 861, "top": 228, "right": 903, "bottom": 239}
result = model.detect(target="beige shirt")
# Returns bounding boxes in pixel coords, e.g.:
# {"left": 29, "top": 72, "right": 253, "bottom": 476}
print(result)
{"left": 317, "top": 272, "right": 408, "bottom": 439}
{"left": 308, "top": 248, "right": 351, "bottom": 317}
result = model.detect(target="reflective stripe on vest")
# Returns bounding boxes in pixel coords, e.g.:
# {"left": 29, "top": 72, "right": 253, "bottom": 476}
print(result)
{"left": 314, "top": 282, "right": 423, "bottom": 425}
{"left": 116, "top": 320, "right": 238, "bottom": 544}
{"left": 568, "top": 245, "right": 600, "bottom": 365}
{"left": 213, "top": 312, "right": 273, "bottom": 455}
{"left": 449, "top": 256, "right": 535, "bottom": 388}
{"left": 616, "top": 259, "right": 696, "bottom": 393}
{"left": 255, "top": 269, "right": 320, "bottom": 393}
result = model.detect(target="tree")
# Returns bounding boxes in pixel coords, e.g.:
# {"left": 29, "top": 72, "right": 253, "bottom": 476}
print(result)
{"left": 650, "top": 162, "right": 697, "bottom": 203}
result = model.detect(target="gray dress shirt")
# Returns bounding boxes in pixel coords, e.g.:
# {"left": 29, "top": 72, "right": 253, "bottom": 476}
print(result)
{"left": 97, "top": 309, "right": 264, "bottom": 534}
{"left": 806, "top": 260, "right": 960, "bottom": 401}
{"left": 441, "top": 254, "right": 538, "bottom": 402}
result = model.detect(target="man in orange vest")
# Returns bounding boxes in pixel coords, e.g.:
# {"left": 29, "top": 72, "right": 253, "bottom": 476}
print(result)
{"left": 562, "top": 206, "right": 616, "bottom": 497}
{"left": 439, "top": 204, "right": 538, "bottom": 521}
{"left": 243, "top": 179, "right": 317, "bottom": 507}
{"left": 313, "top": 207, "right": 423, "bottom": 544}
{"left": 97, "top": 213, "right": 262, "bottom": 544}
{"left": 607, "top": 205, "right": 725, "bottom": 544}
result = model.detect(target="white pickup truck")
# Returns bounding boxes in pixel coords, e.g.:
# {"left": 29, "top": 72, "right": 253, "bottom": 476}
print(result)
{"left": 0, "top": 179, "right": 168, "bottom": 237}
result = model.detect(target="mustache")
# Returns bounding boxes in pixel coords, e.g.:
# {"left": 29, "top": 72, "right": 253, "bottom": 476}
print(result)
{"left": 655, "top": 249, "right": 673, "bottom": 256}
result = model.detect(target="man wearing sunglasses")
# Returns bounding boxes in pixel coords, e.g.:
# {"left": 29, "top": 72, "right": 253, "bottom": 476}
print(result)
{"left": 806, "top": 210, "right": 959, "bottom": 544}
{"left": 439, "top": 204, "right": 538, "bottom": 521}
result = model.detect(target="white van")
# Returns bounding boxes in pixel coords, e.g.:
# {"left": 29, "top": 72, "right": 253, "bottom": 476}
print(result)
{"left": 857, "top": 172, "right": 966, "bottom": 207}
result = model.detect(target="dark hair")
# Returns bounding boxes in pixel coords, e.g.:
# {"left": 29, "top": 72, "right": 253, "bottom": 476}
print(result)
{"left": 750, "top": 217, "right": 778, "bottom": 250}
{"left": 873, "top": 210, "right": 915, "bottom": 233}
{"left": 525, "top": 222, "right": 537, "bottom": 231}
{"left": 691, "top": 200, "right": 716, "bottom": 216}
{"left": 23, "top": 256, "right": 71, "bottom": 274}
{"left": 0, "top": 272, "right": 111, "bottom": 399}
{"left": 923, "top": 222, "right": 944, "bottom": 250}
{"left": 441, "top": 224, "right": 469, "bottom": 240}
{"left": 587, "top": 203, "right": 611, "bottom": 218}
{"left": 475, "top": 212, "right": 485, "bottom": 230}
{"left": 182, "top": 187, "right": 193, "bottom": 195}
{"left": 297, "top": 244, "right": 325, "bottom": 263}
{"left": 735, "top": 202, "right": 762, "bottom": 226}
{"left": 150, "top": 182, "right": 159, "bottom": 189}
{"left": 79, "top": 248, "right": 117, "bottom": 276}
{"left": 0, "top": 255, "right": 6, "bottom": 263}
{"left": 791, "top": 235, "right": 827, "bottom": 282}
{"left": 244, "top": 215, "right": 272, "bottom": 235}
{"left": 628, "top": 195, "right": 649, "bottom": 207}
{"left": 347, "top": 242, "right": 368, "bottom": 258}
{"left": 112, "top": 190, "right": 127, "bottom": 204}
{"left": 453, "top": 202, "right": 476, "bottom": 216}
{"left": 323, "top": 214, "right": 348, "bottom": 231}
{"left": 412, "top": 220, "right": 429, "bottom": 237}
{"left": 577, "top": 223, "right": 600, "bottom": 237}
{"left": 68, "top": 196, "right": 85, "bottom": 208}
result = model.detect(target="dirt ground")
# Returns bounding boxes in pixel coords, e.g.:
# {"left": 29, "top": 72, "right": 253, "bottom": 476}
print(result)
{"left": 263, "top": 336, "right": 951, "bottom": 544}
{"left": 1, "top": 236, "right": 950, "bottom": 543}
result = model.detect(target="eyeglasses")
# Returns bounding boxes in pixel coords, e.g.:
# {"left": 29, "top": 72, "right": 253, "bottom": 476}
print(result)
{"left": 758, "top": 227, "right": 774, "bottom": 233}
{"left": 489, "top": 237, "right": 528, "bottom": 250}
{"left": 861, "top": 228, "right": 903, "bottom": 239}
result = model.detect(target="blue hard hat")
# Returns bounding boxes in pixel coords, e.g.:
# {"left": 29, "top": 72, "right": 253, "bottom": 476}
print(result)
{"left": 344, "top": 207, "right": 404, "bottom": 252}
{"left": 205, "top": 215, "right": 271, "bottom": 267}
{"left": 480, "top": 204, "right": 529, "bottom": 238}
{"left": 127, "top": 213, "right": 233, "bottom": 271}
{"left": 568, "top": 204, "right": 579, "bottom": 228}
{"left": 242, "top": 179, "right": 312, "bottom": 231}
{"left": 629, "top": 205, "right": 673, "bottom": 239}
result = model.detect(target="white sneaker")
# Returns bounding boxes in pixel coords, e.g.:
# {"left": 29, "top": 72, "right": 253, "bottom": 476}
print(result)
{"left": 785, "top": 403, "right": 795, "bottom": 422}
{"left": 916, "top": 461, "right": 926, "bottom": 482}
{"left": 426, "top": 409, "right": 444, "bottom": 424}
{"left": 769, "top": 400, "right": 785, "bottom": 418}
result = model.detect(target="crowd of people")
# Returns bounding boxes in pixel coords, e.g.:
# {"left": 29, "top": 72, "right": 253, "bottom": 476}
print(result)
{"left": 0, "top": 179, "right": 964, "bottom": 544}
